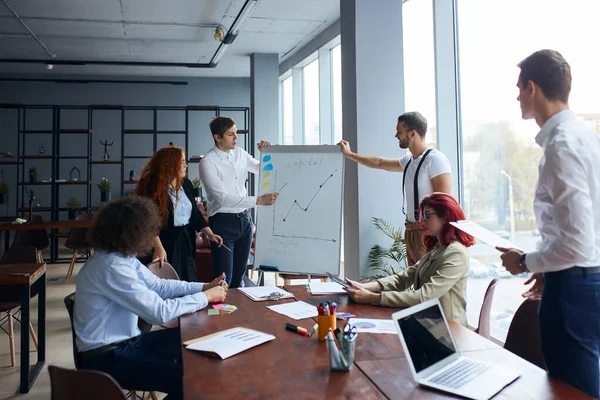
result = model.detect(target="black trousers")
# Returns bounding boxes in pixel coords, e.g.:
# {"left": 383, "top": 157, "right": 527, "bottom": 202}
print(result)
{"left": 540, "top": 269, "right": 600, "bottom": 399}
{"left": 168, "top": 226, "right": 197, "bottom": 282}
{"left": 79, "top": 328, "right": 183, "bottom": 400}
{"left": 208, "top": 211, "right": 253, "bottom": 289}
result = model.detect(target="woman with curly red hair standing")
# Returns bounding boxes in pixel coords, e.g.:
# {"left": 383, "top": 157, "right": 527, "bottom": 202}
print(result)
{"left": 345, "top": 192, "right": 475, "bottom": 326}
{"left": 134, "top": 146, "right": 223, "bottom": 282}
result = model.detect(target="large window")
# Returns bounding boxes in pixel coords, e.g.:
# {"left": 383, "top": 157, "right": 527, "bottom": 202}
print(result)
{"left": 282, "top": 76, "right": 294, "bottom": 145}
{"left": 331, "top": 44, "right": 342, "bottom": 144}
{"left": 403, "top": 0, "right": 437, "bottom": 149}
{"left": 458, "top": 0, "right": 600, "bottom": 340}
{"left": 303, "top": 59, "right": 320, "bottom": 145}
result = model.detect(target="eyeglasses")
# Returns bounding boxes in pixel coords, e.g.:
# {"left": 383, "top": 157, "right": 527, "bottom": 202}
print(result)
{"left": 422, "top": 212, "right": 439, "bottom": 221}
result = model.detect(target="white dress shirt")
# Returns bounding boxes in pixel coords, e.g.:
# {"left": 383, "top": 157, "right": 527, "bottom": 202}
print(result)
{"left": 74, "top": 251, "right": 208, "bottom": 352}
{"left": 198, "top": 146, "right": 260, "bottom": 217}
{"left": 525, "top": 110, "right": 600, "bottom": 273}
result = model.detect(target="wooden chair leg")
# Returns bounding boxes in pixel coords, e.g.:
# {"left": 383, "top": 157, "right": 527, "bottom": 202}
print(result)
{"left": 284, "top": 278, "right": 291, "bottom": 286}
{"left": 320, "top": 277, "right": 328, "bottom": 283}
{"left": 66, "top": 251, "right": 77, "bottom": 279}
{"left": 90, "top": 248, "right": 94, "bottom": 256}
{"left": 8, "top": 310, "right": 15, "bottom": 367}
{"left": 249, "top": 269, "right": 255, "bottom": 280}
{"left": 274, "top": 272, "right": 279, "bottom": 286}
{"left": 29, "top": 322, "right": 38, "bottom": 349}
{"left": 150, "top": 392, "right": 159, "bottom": 400}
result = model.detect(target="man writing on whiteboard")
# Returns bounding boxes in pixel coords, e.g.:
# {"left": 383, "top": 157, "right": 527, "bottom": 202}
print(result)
{"left": 199, "top": 117, "right": 279, "bottom": 288}
{"left": 338, "top": 111, "right": 452, "bottom": 266}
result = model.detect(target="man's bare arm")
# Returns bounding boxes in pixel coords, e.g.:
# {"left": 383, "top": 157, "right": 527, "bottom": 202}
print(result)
{"left": 338, "top": 140, "right": 403, "bottom": 172}
{"left": 431, "top": 173, "right": 452, "bottom": 194}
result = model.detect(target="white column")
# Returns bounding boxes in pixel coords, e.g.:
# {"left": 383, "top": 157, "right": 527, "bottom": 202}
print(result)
{"left": 341, "top": 0, "right": 405, "bottom": 280}
{"left": 433, "top": 0, "right": 463, "bottom": 202}
{"left": 251, "top": 53, "right": 280, "bottom": 146}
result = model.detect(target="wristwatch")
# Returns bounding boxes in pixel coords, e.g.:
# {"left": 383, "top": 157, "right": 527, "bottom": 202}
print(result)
{"left": 519, "top": 253, "right": 529, "bottom": 272}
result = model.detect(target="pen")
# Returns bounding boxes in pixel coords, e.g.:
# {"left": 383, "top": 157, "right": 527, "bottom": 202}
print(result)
{"left": 285, "top": 323, "right": 309, "bottom": 337}
{"left": 220, "top": 243, "right": 233, "bottom": 252}
{"left": 308, "top": 323, "right": 318, "bottom": 336}
{"left": 220, "top": 273, "right": 227, "bottom": 286}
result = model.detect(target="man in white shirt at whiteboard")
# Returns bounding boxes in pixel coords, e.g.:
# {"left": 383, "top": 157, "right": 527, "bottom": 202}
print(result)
{"left": 199, "top": 117, "right": 279, "bottom": 288}
{"left": 338, "top": 111, "right": 452, "bottom": 266}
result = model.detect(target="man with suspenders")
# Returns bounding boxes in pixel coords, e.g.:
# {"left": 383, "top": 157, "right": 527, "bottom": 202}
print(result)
{"left": 338, "top": 111, "right": 452, "bottom": 266}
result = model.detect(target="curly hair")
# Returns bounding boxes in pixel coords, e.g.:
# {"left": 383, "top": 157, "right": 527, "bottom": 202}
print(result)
{"left": 87, "top": 196, "right": 162, "bottom": 257}
{"left": 133, "top": 146, "right": 184, "bottom": 222}
{"left": 419, "top": 192, "right": 476, "bottom": 251}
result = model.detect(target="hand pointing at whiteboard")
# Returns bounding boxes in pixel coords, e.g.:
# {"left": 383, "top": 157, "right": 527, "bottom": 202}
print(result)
{"left": 257, "top": 192, "right": 279, "bottom": 206}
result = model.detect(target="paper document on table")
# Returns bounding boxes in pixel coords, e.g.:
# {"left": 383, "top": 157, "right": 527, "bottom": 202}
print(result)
{"left": 348, "top": 318, "right": 397, "bottom": 334}
{"left": 184, "top": 327, "right": 275, "bottom": 359}
{"left": 266, "top": 301, "right": 318, "bottom": 320}
{"left": 450, "top": 220, "right": 518, "bottom": 250}
{"left": 237, "top": 286, "right": 294, "bottom": 302}
{"left": 308, "top": 282, "right": 346, "bottom": 295}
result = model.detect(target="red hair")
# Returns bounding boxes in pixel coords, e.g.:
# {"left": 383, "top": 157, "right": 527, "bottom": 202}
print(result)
{"left": 133, "top": 146, "right": 184, "bottom": 223}
{"left": 419, "top": 192, "right": 475, "bottom": 251}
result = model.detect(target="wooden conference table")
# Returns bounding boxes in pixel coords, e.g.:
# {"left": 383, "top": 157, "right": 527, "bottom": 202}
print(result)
{"left": 180, "top": 286, "right": 590, "bottom": 399}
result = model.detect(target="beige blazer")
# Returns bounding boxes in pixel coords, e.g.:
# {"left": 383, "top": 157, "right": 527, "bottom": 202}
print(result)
{"left": 376, "top": 241, "right": 469, "bottom": 326}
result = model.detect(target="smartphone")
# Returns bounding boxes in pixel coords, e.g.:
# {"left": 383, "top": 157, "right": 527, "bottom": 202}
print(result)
{"left": 326, "top": 272, "right": 352, "bottom": 289}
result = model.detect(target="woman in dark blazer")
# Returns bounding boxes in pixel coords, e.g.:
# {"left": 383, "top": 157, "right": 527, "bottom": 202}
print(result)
{"left": 134, "top": 146, "right": 223, "bottom": 282}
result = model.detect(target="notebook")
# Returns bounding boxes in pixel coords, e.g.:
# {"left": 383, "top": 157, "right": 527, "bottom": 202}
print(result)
{"left": 184, "top": 327, "right": 275, "bottom": 359}
{"left": 392, "top": 299, "right": 520, "bottom": 400}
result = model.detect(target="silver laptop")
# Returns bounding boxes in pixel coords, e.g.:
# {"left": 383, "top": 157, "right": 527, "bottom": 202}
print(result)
{"left": 392, "top": 299, "right": 520, "bottom": 400}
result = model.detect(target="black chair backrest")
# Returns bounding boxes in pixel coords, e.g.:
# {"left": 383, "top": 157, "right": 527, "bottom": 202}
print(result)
{"left": 504, "top": 299, "right": 546, "bottom": 370}
{"left": 63, "top": 292, "right": 81, "bottom": 369}
{"left": 48, "top": 365, "right": 127, "bottom": 400}
{"left": 65, "top": 213, "right": 94, "bottom": 249}
{"left": 12, "top": 215, "right": 49, "bottom": 251}
{"left": 0, "top": 245, "right": 39, "bottom": 265}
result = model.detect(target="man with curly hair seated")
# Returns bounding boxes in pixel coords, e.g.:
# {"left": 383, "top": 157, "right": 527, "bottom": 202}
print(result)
{"left": 74, "top": 196, "right": 227, "bottom": 399}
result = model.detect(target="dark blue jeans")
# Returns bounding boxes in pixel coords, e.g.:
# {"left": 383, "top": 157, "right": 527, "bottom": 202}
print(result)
{"left": 209, "top": 211, "right": 253, "bottom": 288}
{"left": 79, "top": 328, "right": 183, "bottom": 400}
{"left": 540, "top": 270, "right": 600, "bottom": 399}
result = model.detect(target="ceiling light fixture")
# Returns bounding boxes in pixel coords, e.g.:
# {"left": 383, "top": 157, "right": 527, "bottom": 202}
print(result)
{"left": 209, "top": 0, "right": 260, "bottom": 66}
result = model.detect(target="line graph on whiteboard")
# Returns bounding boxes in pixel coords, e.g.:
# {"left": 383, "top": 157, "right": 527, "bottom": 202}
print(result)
{"left": 265, "top": 168, "right": 339, "bottom": 243}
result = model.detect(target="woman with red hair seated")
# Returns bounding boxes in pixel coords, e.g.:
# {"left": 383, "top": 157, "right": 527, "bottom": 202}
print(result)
{"left": 345, "top": 192, "right": 475, "bottom": 326}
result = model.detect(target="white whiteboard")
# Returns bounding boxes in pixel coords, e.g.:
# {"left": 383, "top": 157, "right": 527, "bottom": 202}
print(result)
{"left": 253, "top": 145, "right": 344, "bottom": 276}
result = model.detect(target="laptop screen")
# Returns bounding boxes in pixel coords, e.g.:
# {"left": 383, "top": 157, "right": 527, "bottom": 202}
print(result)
{"left": 396, "top": 303, "right": 457, "bottom": 373}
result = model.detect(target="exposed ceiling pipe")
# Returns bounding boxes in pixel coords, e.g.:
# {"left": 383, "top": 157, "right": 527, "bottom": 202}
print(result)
{"left": 0, "top": 0, "right": 260, "bottom": 69}
{"left": 1, "top": 0, "right": 56, "bottom": 58}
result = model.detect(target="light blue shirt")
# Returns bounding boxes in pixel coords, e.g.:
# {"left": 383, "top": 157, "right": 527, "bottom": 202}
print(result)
{"left": 168, "top": 186, "right": 192, "bottom": 226}
{"left": 74, "top": 251, "right": 208, "bottom": 352}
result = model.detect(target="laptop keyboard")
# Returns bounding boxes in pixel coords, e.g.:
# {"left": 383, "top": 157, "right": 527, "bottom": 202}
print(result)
{"left": 428, "top": 359, "right": 491, "bottom": 389}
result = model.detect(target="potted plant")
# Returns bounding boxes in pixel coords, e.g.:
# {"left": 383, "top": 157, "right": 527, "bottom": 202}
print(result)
{"left": 29, "top": 166, "right": 37, "bottom": 183}
{"left": 191, "top": 176, "right": 203, "bottom": 199}
{"left": 66, "top": 197, "right": 82, "bottom": 219}
{"left": 98, "top": 177, "right": 111, "bottom": 202}
{"left": 363, "top": 217, "right": 408, "bottom": 280}
{"left": 0, "top": 181, "right": 8, "bottom": 204}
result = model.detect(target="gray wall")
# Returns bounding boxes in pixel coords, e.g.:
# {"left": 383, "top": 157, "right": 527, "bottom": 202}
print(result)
{"left": 0, "top": 75, "right": 250, "bottom": 219}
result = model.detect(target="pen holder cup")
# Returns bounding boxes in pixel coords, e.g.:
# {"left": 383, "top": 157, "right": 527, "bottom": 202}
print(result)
{"left": 317, "top": 314, "right": 337, "bottom": 341}
{"left": 326, "top": 336, "right": 356, "bottom": 372}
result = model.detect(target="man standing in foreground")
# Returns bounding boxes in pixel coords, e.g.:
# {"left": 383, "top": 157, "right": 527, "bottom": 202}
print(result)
{"left": 199, "top": 117, "right": 279, "bottom": 288}
{"left": 498, "top": 49, "right": 600, "bottom": 398}
{"left": 338, "top": 111, "right": 452, "bottom": 266}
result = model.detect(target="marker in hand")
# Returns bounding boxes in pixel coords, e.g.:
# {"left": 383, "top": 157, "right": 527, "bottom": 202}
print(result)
{"left": 220, "top": 273, "right": 227, "bottom": 287}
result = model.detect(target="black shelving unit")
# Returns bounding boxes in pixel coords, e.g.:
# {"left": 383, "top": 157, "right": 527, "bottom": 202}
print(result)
{"left": 0, "top": 103, "right": 252, "bottom": 262}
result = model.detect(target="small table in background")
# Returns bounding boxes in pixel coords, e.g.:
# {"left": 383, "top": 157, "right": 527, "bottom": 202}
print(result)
{"left": 0, "top": 263, "right": 46, "bottom": 393}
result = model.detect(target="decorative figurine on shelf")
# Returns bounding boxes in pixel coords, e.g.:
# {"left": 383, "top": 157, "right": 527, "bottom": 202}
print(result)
{"left": 129, "top": 170, "right": 136, "bottom": 181}
{"left": 38, "top": 144, "right": 46, "bottom": 155}
{"left": 66, "top": 197, "right": 82, "bottom": 220}
{"left": 99, "top": 139, "right": 114, "bottom": 161}
{"left": 69, "top": 166, "right": 81, "bottom": 181}
{"left": 98, "top": 177, "right": 111, "bottom": 202}
{"left": 29, "top": 166, "right": 37, "bottom": 182}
